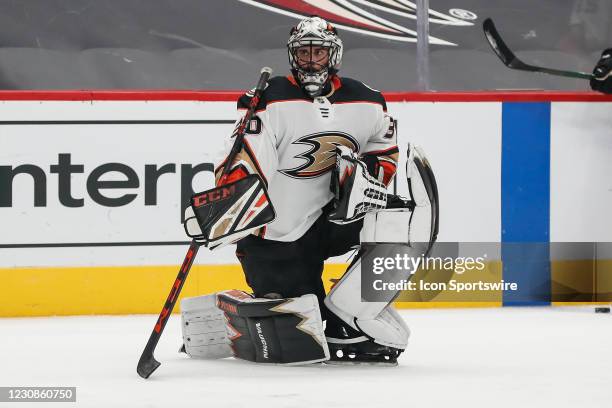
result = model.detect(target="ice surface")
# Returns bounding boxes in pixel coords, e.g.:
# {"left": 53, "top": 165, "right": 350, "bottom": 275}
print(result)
{"left": 0, "top": 307, "right": 610, "bottom": 408}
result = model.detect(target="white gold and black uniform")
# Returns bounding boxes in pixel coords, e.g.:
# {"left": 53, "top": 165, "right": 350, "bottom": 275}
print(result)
{"left": 178, "top": 16, "right": 430, "bottom": 366}
{"left": 215, "top": 74, "right": 398, "bottom": 339}
{"left": 216, "top": 75, "right": 398, "bottom": 240}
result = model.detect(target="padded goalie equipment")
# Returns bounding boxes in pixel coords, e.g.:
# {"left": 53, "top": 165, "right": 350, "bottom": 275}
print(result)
{"left": 217, "top": 290, "right": 329, "bottom": 365}
{"left": 324, "top": 213, "right": 413, "bottom": 350}
{"left": 328, "top": 145, "right": 388, "bottom": 225}
{"left": 406, "top": 144, "right": 439, "bottom": 255}
{"left": 324, "top": 145, "right": 439, "bottom": 350}
{"left": 184, "top": 174, "right": 275, "bottom": 250}
{"left": 181, "top": 291, "right": 329, "bottom": 365}
{"left": 181, "top": 294, "right": 233, "bottom": 359}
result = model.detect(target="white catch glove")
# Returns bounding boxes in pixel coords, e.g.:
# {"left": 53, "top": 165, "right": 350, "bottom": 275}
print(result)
{"left": 328, "top": 145, "right": 388, "bottom": 224}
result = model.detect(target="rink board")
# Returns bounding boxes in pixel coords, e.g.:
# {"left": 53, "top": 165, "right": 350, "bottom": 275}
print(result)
{"left": 0, "top": 91, "right": 611, "bottom": 316}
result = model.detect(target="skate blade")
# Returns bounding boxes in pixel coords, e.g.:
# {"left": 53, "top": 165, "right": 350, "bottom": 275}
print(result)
{"left": 324, "top": 360, "right": 398, "bottom": 367}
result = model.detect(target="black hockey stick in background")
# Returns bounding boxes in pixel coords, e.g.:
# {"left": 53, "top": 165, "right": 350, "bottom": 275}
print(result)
{"left": 137, "top": 66, "right": 273, "bottom": 379}
{"left": 483, "top": 18, "right": 594, "bottom": 80}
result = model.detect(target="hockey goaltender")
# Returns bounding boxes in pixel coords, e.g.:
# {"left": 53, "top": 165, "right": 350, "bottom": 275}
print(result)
{"left": 181, "top": 16, "right": 438, "bottom": 366}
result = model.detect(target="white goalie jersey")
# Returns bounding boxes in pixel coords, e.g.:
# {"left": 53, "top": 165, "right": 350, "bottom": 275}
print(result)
{"left": 215, "top": 75, "right": 398, "bottom": 242}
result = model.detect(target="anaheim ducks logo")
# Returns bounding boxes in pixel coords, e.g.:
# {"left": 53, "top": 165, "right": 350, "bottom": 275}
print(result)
{"left": 281, "top": 132, "right": 359, "bottom": 179}
{"left": 239, "top": 0, "right": 477, "bottom": 45}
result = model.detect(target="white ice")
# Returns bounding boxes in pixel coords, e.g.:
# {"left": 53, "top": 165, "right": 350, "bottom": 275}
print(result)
{"left": 0, "top": 307, "right": 610, "bottom": 408}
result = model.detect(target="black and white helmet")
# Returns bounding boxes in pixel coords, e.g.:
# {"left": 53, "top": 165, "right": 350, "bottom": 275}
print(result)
{"left": 287, "top": 16, "right": 343, "bottom": 98}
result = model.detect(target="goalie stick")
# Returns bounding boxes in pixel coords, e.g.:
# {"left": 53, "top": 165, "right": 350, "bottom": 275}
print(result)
{"left": 482, "top": 18, "right": 594, "bottom": 80}
{"left": 136, "top": 66, "right": 273, "bottom": 379}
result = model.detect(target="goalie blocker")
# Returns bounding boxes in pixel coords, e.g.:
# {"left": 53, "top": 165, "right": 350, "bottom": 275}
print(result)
{"left": 184, "top": 174, "right": 275, "bottom": 250}
{"left": 181, "top": 290, "right": 329, "bottom": 365}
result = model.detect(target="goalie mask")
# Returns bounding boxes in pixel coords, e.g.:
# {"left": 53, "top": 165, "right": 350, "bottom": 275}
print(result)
{"left": 287, "top": 16, "right": 343, "bottom": 98}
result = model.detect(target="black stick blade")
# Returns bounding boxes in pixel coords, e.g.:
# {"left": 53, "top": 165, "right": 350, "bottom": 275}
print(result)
{"left": 137, "top": 353, "right": 161, "bottom": 379}
{"left": 483, "top": 18, "right": 526, "bottom": 70}
{"left": 483, "top": 17, "right": 594, "bottom": 80}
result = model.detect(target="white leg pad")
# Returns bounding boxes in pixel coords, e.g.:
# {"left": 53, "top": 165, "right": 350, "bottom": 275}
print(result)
{"left": 325, "top": 210, "right": 415, "bottom": 350}
{"left": 354, "top": 306, "right": 410, "bottom": 349}
{"left": 325, "top": 255, "right": 387, "bottom": 321}
{"left": 181, "top": 293, "right": 233, "bottom": 359}
{"left": 324, "top": 255, "right": 410, "bottom": 349}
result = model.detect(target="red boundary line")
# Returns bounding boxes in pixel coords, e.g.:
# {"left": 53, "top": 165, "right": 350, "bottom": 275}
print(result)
{"left": 0, "top": 90, "right": 610, "bottom": 102}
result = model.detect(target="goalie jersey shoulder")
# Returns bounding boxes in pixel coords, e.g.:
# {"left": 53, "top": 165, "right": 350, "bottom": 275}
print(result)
{"left": 333, "top": 77, "right": 387, "bottom": 111}
{"left": 237, "top": 76, "right": 387, "bottom": 111}
{"left": 237, "top": 76, "right": 309, "bottom": 110}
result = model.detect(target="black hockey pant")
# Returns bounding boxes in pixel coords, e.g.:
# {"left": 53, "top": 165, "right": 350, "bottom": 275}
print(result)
{"left": 236, "top": 204, "right": 362, "bottom": 337}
